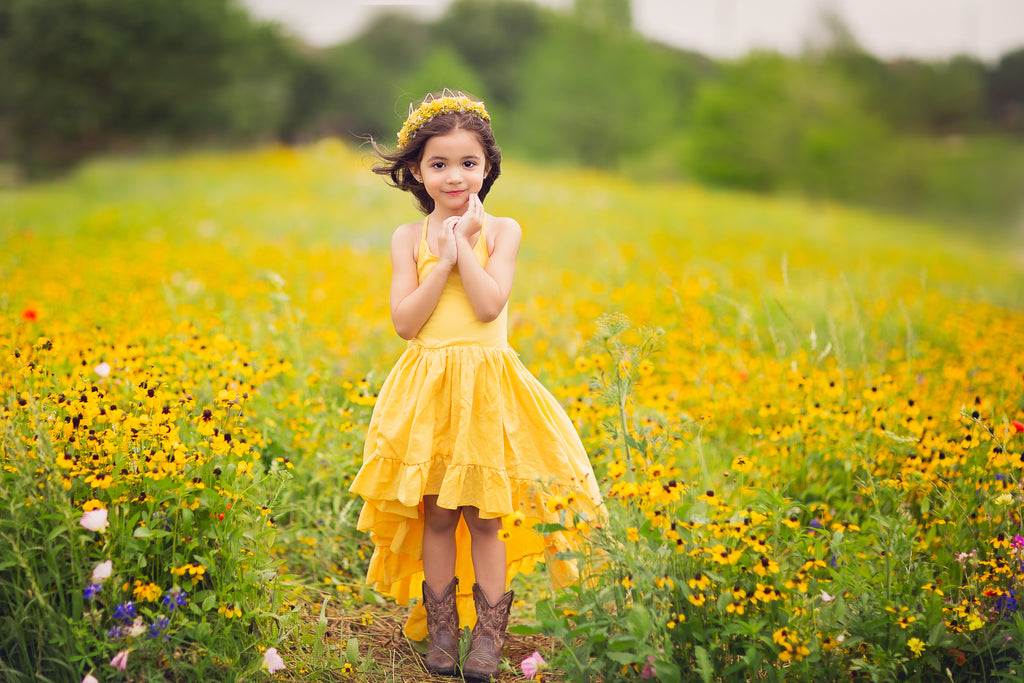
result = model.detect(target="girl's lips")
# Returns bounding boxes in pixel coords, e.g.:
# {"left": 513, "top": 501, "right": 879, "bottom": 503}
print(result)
{"left": 445, "top": 190, "right": 465, "bottom": 196}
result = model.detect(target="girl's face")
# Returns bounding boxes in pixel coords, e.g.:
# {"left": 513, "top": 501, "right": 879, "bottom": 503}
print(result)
{"left": 415, "top": 128, "right": 488, "bottom": 215}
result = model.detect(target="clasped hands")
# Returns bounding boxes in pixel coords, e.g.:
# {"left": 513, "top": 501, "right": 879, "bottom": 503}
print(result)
{"left": 436, "top": 193, "right": 484, "bottom": 267}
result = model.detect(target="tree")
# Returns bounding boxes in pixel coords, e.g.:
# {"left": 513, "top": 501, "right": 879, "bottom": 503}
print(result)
{"left": 0, "top": 0, "right": 294, "bottom": 172}
{"left": 988, "top": 47, "right": 1024, "bottom": 133}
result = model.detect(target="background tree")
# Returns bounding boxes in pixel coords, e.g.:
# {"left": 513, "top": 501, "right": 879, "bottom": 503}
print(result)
{"left": 0, "top": 0, "right": 294, "bottom": 173}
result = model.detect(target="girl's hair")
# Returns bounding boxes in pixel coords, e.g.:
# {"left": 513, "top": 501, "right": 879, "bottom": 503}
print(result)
{"left": 372, "top": 93, "right": 502, "bottom": 215}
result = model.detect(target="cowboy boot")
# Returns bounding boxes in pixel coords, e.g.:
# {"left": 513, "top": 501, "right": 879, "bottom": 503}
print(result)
{"left": 462, "top": 583, "right": 514, "bottom": 682}
{"left": 422, "top": 577, "right": 460, "bottom": 676}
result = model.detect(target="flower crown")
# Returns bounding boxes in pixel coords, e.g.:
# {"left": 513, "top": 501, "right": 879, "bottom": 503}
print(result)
{"left": 397, "top": 89, "right": 490, "bottom": 149}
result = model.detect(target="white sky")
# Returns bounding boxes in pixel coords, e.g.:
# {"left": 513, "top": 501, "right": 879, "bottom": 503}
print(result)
{"left": 240, "top": 0, "right": 1024, "bottom": 62}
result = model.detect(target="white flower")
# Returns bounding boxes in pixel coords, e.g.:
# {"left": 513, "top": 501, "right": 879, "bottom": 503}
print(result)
{"left": 263, "top": 647, "right": 285, "bottom": 673}
{"left": 82, "top": 675, "right": 99, "bottom": 683}
{"left": 91, "top": 560, "right": 113, "bottom": 583}
{"left": 128, "top": 617, "right": 146, "bottom": 638}
{"left": 94, "top": 361, "right": 111, "bottom": 377}
{"left": 79, "top": 509, "right": 109, "bottom": 532}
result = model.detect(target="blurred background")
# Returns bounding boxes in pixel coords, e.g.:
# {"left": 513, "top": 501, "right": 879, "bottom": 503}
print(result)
{"left": 1, "top": 0, "right": 1023, "bottom": 232}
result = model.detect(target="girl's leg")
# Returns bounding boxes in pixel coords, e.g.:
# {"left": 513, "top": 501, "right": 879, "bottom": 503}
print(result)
{"left": 462, "top": 506, "right": 507, "bottom": 603}
{"left": 422, "top": 495, "right": 460, "bottom": 594}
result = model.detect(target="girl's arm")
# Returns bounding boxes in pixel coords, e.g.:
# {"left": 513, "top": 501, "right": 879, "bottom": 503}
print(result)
{"left": 389, "top": 221, "right": 456, "bottom": 340}
{"left": 453, "top": 211, "right": 521, "bottom": 323}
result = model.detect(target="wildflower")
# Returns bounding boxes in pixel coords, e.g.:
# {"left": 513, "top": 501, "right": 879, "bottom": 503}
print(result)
{"left": 627, "top": 527, "right": 640, "bottom": 542}
{"left": 109, "top": 650, "right": 129, "bottom": 670}
{"left": 83, "top": 583, "right": 103, "bottom": 599}
{"left": 907, "top": 638, "right": 926, "bottom": 658}
{"left": 897, "top": 615, "right": 916, "bottom": 629}
{"left": 361, "top": 614, "right": 373, "bottom": 626}
{"left": 546, "top": 495, "right": 568, "bottom": 513}
{"left": 113, "top": 601, "right": 136, "bottom": 624}
{"left": 507, "top": 511, "right": 526, "bottom": 527}
{"left": 521, "top": 651, "right": 547, "bottom": 678}
{"left": 132, "top": 581, "right": 162, "bottom": 602}
{"left": 1012, "top": 420, "right": 1024, "bottom": 434}
{"left": 820, "top": 590, "right": 836, "bottom": 603}
{"left": 82, "top": 675, "right": 99, "bottom": 683}
{"left": 341, "top": 662, "right": 355, "bottom": 676}
{"left": 148, "top": 616, "right": 170, "bottom": 639}
{"left": 621, "top": 575, "right": 634, "bottom": 589}
{"left": 79, "top": 508, "right": 109, "bottom": 532}
{"left": 640, "top": 654, "right": 656, "bottom": 678}
{"left": 161, "top": 587, "right": 188, "bottom": 610}
{"left": 22, "top": 308, "right": 39, "bottom": 321}
{"left": 263, "top": 647, "right": 286, "bottom": 673}
{"left": 94, "top": 362, "right": 111, "bottom": 377}
{"left": 127, "top": 617, "right": 146, "bottom": 638}
{"left": 219, "top": 602, "right": 243, "bottom": 619}
{"left": 688, "top": 573, "right": 710, "bottom": 591}
{"left": 91, "top": 560, "right": 113, "bottom": 584}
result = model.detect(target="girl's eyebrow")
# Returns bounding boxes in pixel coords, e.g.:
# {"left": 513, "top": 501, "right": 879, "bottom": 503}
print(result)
{"left": 424, "top": 153, "right": 482, "bottom": 163}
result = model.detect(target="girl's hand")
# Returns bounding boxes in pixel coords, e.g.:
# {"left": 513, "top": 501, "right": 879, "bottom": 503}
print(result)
{"left": 438, "top": 216, "right": 459, "bottom": 267}
{"left": 453, "top": 193, "right": 484, "bottom": 239}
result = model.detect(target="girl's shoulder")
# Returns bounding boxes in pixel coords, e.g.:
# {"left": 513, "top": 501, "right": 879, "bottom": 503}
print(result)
{"left": 391, "top": 220, "right": 423, "bottom": 259}
{"left": 485, "top": 214, "right": 522, "bottom": 250}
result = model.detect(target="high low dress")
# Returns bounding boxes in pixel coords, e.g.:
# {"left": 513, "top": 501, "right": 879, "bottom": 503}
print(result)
{"left": 349, "top": 215, "right": 605, "bottom": 639}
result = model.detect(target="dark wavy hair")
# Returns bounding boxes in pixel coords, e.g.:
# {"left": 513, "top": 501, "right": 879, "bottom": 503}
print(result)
{"left": 372, "top": 98, "right": 502, "bottom": 215}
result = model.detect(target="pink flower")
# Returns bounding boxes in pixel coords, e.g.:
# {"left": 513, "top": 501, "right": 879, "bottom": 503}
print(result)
{"left": 109, "top": 650, "right": 129, "bottom": 670}
{"left": 521, "top": 651, "right": 546, "bottom": 678}
{"left": 263, "top": 647, "right": 285, "bottom": 673}
{"left": 94, "top": 362, "right": 111, "bottom": 377}
{"left": 79, "top": 509, "right": 109, "bottom": 533}
{"left": 91, "top": 560, "right": 113, "bottom": 583}
{"left": 641, "top": 654, "right": 657, "bottom": 679}
{"left": 82, "top": 675, "right": 99, "bottom": 683}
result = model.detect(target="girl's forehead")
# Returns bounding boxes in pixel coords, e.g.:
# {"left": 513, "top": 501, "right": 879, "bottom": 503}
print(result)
{"left": 421, "top": 129, "right": 485, "bottom": 156}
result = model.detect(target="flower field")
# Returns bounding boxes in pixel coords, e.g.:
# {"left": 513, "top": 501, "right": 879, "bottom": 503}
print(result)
{"left": 2, "top": 141, "right": 1023, "bottom": 682}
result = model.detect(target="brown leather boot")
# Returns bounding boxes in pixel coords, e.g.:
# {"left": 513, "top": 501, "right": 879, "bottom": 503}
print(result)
{"left": 462, "top": 583, "right": 514, "bottom": 682}
{"left": 422, "top": 577, "right": 460, "bottom": 676}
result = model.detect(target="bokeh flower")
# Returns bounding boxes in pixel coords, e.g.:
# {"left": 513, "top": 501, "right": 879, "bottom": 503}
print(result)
{"left": 263, "top": 647, "right": 286, "bottom": 673}
{"left": 109, "top": 650, "right": 129, "bottom": 670}
{"left": 79, "top": 509, "right": 109, "bottom": 532}
{"left": 521, "top": 651, "right": 546, "bottom": 678}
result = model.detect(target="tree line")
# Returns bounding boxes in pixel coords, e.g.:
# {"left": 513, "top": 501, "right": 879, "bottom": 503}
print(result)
{"left": 2, "top": 0, "right": 1023, "bottom": 226}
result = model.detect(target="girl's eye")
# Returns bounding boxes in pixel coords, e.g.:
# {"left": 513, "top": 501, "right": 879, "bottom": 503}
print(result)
{"left": 431, "top": 162, "right": 445, "bottom": 170}
{"left": 463, "top": 161, "right": 477, "bottom": 168}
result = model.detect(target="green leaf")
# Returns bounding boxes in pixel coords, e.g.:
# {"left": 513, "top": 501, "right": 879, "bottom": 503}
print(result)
{"left": 346, "top": 637, "right": 359, "bottom": 663}
{"left": 533, "top": 522, "right": 567, "bottom": 534}
{"left": 694, "top": 645, "right": 714, "bottom": 683}
{"left": 627, "top": 603, "right": 654, "bottom": 635}
{"left": 607, "top": 650, "right": 637, "bottom": 664}
{"left": 608, "top": 634, "right": 638, "bottom": 651}
{"left": 654, "top": 660, "right": 682, "bottom": 683}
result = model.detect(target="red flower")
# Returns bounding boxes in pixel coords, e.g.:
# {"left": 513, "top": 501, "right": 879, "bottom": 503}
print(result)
{"left": 1012, "top": 420, "right": 1024, "bottom": 434}
{"left": 21, "top": 308, "right": 38, "bottom": 322}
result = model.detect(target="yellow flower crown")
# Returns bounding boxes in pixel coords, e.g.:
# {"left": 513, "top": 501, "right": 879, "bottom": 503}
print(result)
{"left": 397, "top": 89, "right": 490, "bottom": 149}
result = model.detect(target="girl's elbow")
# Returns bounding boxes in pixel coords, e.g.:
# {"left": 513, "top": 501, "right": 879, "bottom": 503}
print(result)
{"left": 393, "top": 320, "right": 418, "bottom": 340}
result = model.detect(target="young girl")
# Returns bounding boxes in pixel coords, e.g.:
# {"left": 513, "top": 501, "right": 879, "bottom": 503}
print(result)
{"left": 349, "top": 90, "right": 604, "bottom": 680}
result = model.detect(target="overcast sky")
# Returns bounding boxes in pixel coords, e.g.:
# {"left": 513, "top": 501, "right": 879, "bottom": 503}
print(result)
{"left": 240, "top": 0, "right": 1024, "bottom": 62}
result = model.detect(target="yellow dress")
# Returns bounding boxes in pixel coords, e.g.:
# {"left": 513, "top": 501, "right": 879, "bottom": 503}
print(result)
{"left": 349, "top": 216, "right": 604, "bottom": 639}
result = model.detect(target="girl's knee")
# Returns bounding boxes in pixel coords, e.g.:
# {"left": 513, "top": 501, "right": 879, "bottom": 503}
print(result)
{"left": 424, "top": 498, "right": 461, "bottom": 534}
{"left": 462, "top": 507, "right": 501, "bottom": 537}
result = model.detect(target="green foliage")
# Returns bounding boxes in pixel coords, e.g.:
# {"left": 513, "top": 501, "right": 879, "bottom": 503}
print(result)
{"left": 688, "top": 52, "right": 891, "bottom": 198}
{"left": 0, "top": 327, "right": 292, "bottom": 681}
{"left": 0, "top": 0, "right": 295, "bottom": 172}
